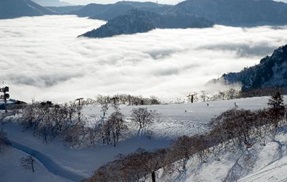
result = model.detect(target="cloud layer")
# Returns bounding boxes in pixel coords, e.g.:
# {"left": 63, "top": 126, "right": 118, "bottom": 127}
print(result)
{"left": 0, "top": 15, "right": 287, "bottom": 103}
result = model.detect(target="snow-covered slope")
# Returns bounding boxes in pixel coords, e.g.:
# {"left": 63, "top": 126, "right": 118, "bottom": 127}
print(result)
{"left": 0, "top": 147, "right": 70, "bottom": 182}
{"left": 240, "top": 155, "right": 287, "bottom": 181}
{"left": 1, "top": 96, "right": 287, "bottom": 182}
{"left": 154, "top": 134, "right": 287, "bottom": 182}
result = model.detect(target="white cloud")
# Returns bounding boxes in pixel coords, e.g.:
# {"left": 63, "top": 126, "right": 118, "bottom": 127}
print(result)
{"left": 0, "top": 15, "right": 286, "bottom": 103}
{"left": 273, "top": 0, "right": 287, "bottom": 3}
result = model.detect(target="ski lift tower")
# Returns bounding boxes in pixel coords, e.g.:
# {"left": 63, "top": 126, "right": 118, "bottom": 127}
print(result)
{"left": 75, "top": 97, "right": 84, "bottom": 107}
{"left": 187, "top": 93, "right": 196, "bottom": 103}
{"left": 75, "top": 98, "right": 84, "bottom": 123}
{"left": 0, "top": 86, "right": 10, "bottom": 113}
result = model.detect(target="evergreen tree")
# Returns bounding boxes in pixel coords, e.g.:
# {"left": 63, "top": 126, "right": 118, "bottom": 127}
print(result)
{"left": 268, "top": 91, "right": 285, "bottom": 127}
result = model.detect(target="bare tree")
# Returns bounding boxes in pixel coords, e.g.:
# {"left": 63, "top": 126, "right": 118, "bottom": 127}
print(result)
{"left": 169, "top": 135, "right": 193, "bottom": 170}
{"left": 226, "top": 88, "right": 239, "bottom": 100}
{"left": 21, "top": 155, "right": 36, "bottom": 172}
{"left": 21, "top": 103, "right": 38, "bottom": 135}
{"left": 97, "top": 95, "right": 110, "bottom": 123}
{"left": 200, "top": 91, "right": 207, "bottom": 102}
{"left": 105, "top": 111, "right": 126, "bottom": 147}
{"left": 130, "top": 108, "right": 155, "bottom": 136}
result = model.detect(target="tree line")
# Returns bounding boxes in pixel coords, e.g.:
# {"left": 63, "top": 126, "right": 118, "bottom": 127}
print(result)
{"left": 83, "top": 94, "right": 161, "bottom": 106}
{"left": 14, "top": 99, "right": 159, "bottom": 148}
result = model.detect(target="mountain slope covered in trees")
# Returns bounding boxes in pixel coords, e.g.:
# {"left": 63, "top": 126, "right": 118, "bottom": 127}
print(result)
{"left": 69, "top": 1, "right": 172, "bottom": 21}
{"left": 222, "top": 44, "right": 287, "bottom": 92}
{"left": 80, "top": 9, "right": 213, "bottom": 38}
{"left": 79, "top": 0, "right": 287, "bottom": 38}
{"left": 166, "top": 0, "right": 287, "bottom": 26}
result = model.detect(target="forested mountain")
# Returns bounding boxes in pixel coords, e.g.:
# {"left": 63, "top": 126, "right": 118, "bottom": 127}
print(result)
{"left": 69, "top": 1, "right": 172, "bottom": 21}
{"left": 80, "top": 9, "right": 213, "bottom": 38}
{"left": 79, "top": 0, "right": 287, "bottom": 38}
{"left": 0, "top": 0, "right": 55, "bottom": 19}
{"left": 222, "top": 45, "right": 287, "bottom": 91}
{"left": 47, "top": 6, "right": 83, "bottom": 14}
{"left": 166, "top": 0, "right": 287, "bottom": 26}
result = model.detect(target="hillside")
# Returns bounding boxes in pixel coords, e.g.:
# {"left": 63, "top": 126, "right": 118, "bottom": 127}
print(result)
{"left": 222, "top": 44, "right": 287, "bottom": 92}
{"left": 69, "top": 1, "right": 172, "bottom": 21}
{"left": 85, "top": 95, "right": 287, "bottom": 182}
{"left": 1, "top": 96, "right": 282, "bottom": 182}
{"left": 154, "top": 130, "right": 287, "bottom": 182}
{"left": 166, "top": 0, "right": 287, "bottom": 26}
{"left": 80, "top": 9, "right": 213, "bottom": 38}
{"left": 46, "top": 6, "right": 83, "bottom": 14}
{"left": 78, "top": 0, "right": 287, "bottom": 38}
{"left": 80, "top": 9, "right": 155, "bottom": 38}
{"left": 31, "top": 0, "right": 70, "bottom": 7}
{"left": 0, "top": 0, "right": 55, "bottom": 19}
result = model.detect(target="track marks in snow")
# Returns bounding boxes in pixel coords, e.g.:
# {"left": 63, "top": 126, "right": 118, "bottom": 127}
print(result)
{"left": 7, "top": 140, "right": 87, "bottom": 182}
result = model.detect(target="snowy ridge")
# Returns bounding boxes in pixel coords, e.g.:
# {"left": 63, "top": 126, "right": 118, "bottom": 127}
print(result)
{"left": 151, "top": 131, "right": 287, "bottom": 182}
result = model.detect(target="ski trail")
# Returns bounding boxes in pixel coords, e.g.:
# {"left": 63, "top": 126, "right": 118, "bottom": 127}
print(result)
{"left": 6, "top": 139, "right": 87, "bottom": 182}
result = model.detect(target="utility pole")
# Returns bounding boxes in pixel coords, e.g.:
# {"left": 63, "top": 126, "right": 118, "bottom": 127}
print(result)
{"left": 75, "top": 98, "right": 84, "bottom": 123}
{"left": 76, "top": 98, "right": 84, "bottom": 106}
{"left": 187, "top": 93, "right": 196, "bottom": 103}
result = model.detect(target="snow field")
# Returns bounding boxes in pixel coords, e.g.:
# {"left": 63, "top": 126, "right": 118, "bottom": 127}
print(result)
{"left": 1, "top": 96, "right": 286, "bottom": 182}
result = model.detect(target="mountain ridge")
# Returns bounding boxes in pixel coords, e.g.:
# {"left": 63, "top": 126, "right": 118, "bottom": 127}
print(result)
{"left": 166, "top": 0, "right": 287, "bottom": 26}
{"left": 80, "top": 9, "right": 214, "bottom": 38}
{"left": 221, "top": 44, "right": 287, "bottom": 91}
{"left": 31, "top": 0, "right": 70, "bottom": 7}
{"left": 0, "top": 0, "right": 56, "bottom": 19}
{"left": 69, "top": 1, "right": 172, "bottom": 21}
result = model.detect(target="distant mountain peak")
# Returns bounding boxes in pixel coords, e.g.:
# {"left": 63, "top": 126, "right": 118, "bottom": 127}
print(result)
{"left": 31, "top": 0, "right": 70, "bottom": 7}
{"left": 80, "top": 9, "right": 156, "bottom": 38}
{"left": 79, "top": 8, "right": 213, "bottom": 38}
{"left": 167, "top": 0, "right": 287, "bottom": 26}
{"left": 0, "top": 0, "right": 55, "bottom": 19}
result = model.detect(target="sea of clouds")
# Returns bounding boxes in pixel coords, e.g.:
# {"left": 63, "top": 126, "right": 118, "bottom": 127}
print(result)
{"left": 0, "top": 15, "right": 287, "bottom": 103}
